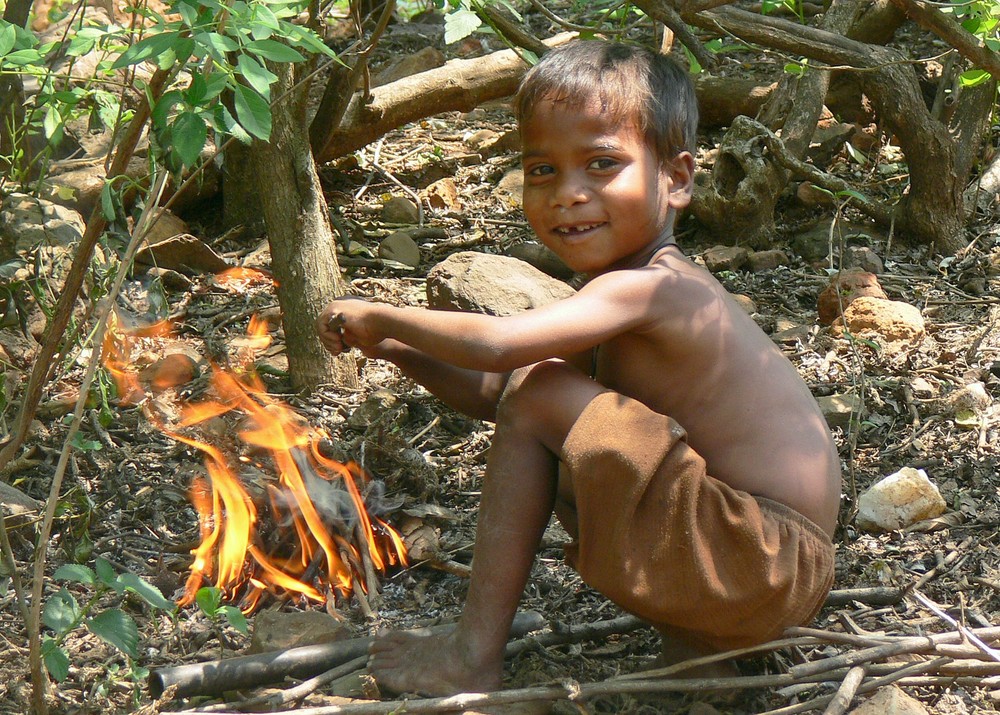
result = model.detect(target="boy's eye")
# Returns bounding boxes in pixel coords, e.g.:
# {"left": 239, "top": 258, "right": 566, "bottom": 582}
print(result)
{"left": 589, "top": 157, "right": 618, "bottom": 171}
{"left": 526, "top": 164, "right": 554, "bottom": 177}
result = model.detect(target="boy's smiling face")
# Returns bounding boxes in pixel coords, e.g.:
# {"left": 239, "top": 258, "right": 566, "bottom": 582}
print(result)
{"left": 520, "top": 97, "right": 692, "bottom": 275}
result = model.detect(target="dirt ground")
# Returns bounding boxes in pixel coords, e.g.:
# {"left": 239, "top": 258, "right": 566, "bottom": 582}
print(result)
{"left": 2, "top": 7, "right": 1000, "bottom": 715}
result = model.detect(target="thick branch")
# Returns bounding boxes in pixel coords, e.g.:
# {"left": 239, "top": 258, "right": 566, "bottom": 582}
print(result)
{"left": 633, "top": 0, "right": 717, "bottom": 70}
{"left": 891, "top": 0, "right": 1000, "bottom": 77}
{"left": 315, "top": 33, "right": 575, "bottom": 162}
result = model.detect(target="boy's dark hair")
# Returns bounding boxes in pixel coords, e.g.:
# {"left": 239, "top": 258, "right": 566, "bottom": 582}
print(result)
{"left": 514, "top": 40, "right": 698, "bottom": 162}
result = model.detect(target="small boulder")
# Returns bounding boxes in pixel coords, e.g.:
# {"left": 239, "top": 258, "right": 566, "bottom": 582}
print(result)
{"left": 702, "top": 246, "right": 750, "bottom": 273}
{"left": 817, "top": 269, "right": 887, "bottom": 325}
{"left": 379, "top": 231, "right": 421, "bottom": 269}
{"left": 747, "top": 249, "right": 789, "bottom": 273}
{"left": 0, "top": 193, "right": 85, "bottom": 258}
{"left": 729, "top": 293, "right": 757, "bottom": 315}
{"left": 248, "top": 610, "right": 349, "bottom": 653}
{"left": 843, "top": 245, "right": 884, "bottom": 274}
{"left": 427, "top": 251, "right": 575, "bottom": 316}
{"left": 856, "top": 467, "right": 947, "bottom": 532}
{"left": 935, "top": 381, "right": 992, "bottom": 417}
{"left": 134, "top": 234, "right": 230, "bottom": 275}
{"left": 507, "top": 242, "right": 574, "bottom": 281}
{"left": 372, "top": 46, "right": 446, "bottom": 86}
{"left": 495, "top": 170, "right": 523, "bottom": 208}
{"left": 848, "top": 686, "right": 928, "bottom": 715}
{"left": 833, "top": 296, "right": 925, "bottom": 345}
{"left": 422, "top": 178, "right": 461, "bottom": 213}
{"left": 381, "top": 196, "right": 420, "bottom": 224}
{"left": 817, "top": 392, "right": 862, "bottom": 430}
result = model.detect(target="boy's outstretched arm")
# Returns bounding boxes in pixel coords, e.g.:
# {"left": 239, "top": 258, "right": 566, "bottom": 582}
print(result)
{"left": 317, "top": 301, "right": 508, "bottom": 421}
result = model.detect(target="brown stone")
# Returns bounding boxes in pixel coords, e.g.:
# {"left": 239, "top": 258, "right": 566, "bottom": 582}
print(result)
{"left": 832, "top": 296, "right": 924, "bottom": 345}
{"left": 422, "top": 177, "right": 461, "bottom": 212}
{"left": 817, "top": 269, "right": 887, "bottom": 325}
{"left": 702, "top": 245, "right": 750, "bottom": 273}
{"left": 748, "top": 249, "right": 789, "bottom": 272}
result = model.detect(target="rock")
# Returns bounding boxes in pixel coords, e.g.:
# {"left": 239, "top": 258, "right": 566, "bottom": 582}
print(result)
{"left": 134, "top": 233, "right": 230, "bottom": 275}
{"left": 495, "top": 169, "right": 523, "bottom": 208}
{"left": 464, "top": 128, "right": 499, "bottom": 150}
{"left": 380, "top": 196, "right": 421, "bottom": 224}
{"left": 378, "top": 231, "right": 421, "bottom": 268}
{"left": 347, "top": 388, "right": 407, "bottom": 431}
{"left": 702, "top": 245, "right": 750, "bottom": 273}
{"left": 139, "top": 352, "right": 201, "bottom": 393}
{"left": 796, "top": 181, "right": 835, "bottom": 208}
{"left": 427, "top": 251, "right": 575, "bottom": 316}
{"left": 856, "top": 467, "right": 947, "bottom": 532}
{"left": 144, "top": 209, "right": 189, "bottom": 247}
{"left": 0, "top": 480, "right": 41, "bottom": 531}
{"left": 422, "top": 178, "right": 461, "bottom": 213}
{"left": 372, "top": 46, "right": 446, "bottom": 86}
{"left": 748, "top": 249, "right": 789, "bottom": 272}
{"left": 817, "top": 269, "right": 887, "bottom": 325}
{"left": 730, "top": 293, "right": 757, "bottom": 314}
{"left": 42, "top": 154, "right": 148, "bottom": 218}
{"left": 0, "top": 193, "right": 85, "bottom": 259}
{"left": 833, "top": 297, "right": 925, "bottom": 345}
{"left": 848, "top": 686, "right": 928, "bottom": 715}
{"left": 843, "top": 245, "right": 884, "bottom": 274}
{"left": 808, "top": 120, "right": 855, "bottom": 164}
{"left": 790, "top": 219, "right": 884, "bottom": 263}
{"left": 145, "top": 266, "right": 193, "bottom": 291}
{"left": 507, "top": 242, "right": 575, "bottom": 280}
{"left": 936, "top": 381, "right": 992, "bottom": 416}
{"left": 248, "top": 610, "right": 349, "bottom": 653}
{"left": 817, "top": 392, "right": 862, "bottom": 430}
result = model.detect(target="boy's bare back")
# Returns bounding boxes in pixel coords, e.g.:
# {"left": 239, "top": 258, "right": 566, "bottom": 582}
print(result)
{"left": 583, "top": 245, "right": 840, "bottom": 535}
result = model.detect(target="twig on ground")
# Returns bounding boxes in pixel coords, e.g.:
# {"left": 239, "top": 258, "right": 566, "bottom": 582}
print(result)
{"left": 191, "top": 656, "right": 369, "bottom": 713}
{"left": 913, "top": 590, "right": 1000, "bottom": 663}
{"left": 820, "top": 666, "right": 865, "bottom": 715}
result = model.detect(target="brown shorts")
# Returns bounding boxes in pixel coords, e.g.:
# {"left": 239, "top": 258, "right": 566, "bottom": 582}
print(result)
{"left": 559, "top": 391, "right": 835, "bottom": 651}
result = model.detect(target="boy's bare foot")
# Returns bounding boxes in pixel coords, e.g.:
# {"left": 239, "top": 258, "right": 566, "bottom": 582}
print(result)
{"left": 652, "top": 634, "right": 739, "bottom": 680}
{"left": 368, "top": 629, "right": 503, "bottom": 696}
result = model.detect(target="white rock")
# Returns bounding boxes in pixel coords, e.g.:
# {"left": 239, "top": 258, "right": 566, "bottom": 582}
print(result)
{"left": 856, "top": 467, "right": 947, "bottom": 532}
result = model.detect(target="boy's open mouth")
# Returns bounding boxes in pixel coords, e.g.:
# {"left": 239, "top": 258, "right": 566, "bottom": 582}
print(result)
{"left": 554, "top": 222, "right": 605, "bottom": 235}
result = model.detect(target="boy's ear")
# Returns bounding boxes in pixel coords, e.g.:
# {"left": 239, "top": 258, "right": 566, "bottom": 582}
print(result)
{"left": 663, "top": 152, "right": 695, "bottom": 209}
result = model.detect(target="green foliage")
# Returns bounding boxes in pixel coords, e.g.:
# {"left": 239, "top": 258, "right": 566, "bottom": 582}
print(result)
{"left": 41, "top": 557, "right": 175, "bottom": 682}
{"left": 0, "top": 0, "right": 336, "bottom": 182}
{"left": 938, "top": 0, "right": 1000, "bottom": 85}
{"left": 195, "top": 586, "right": 249, "bottom": 634}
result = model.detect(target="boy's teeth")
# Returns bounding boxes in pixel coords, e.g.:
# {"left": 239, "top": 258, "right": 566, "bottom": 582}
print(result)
{"left": 557, "top": 223, "right": 599, "bottom": 234}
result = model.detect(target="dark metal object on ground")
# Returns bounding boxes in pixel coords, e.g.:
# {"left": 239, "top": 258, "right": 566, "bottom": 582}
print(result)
{"left": 149, "top": 610, "right": 546, "bottom": 698}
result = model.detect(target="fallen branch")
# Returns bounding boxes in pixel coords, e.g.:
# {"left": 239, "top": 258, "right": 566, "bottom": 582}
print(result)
{"left": 150, "top": 611, "right": 547, "bottom": 699}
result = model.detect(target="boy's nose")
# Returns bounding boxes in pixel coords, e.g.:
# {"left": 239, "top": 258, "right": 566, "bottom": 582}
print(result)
{"left": 551, "top": 176, "right": 589, "bottom": 208}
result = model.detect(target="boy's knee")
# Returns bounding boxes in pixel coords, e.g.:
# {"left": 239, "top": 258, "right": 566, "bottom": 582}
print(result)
{"left": 497, "top": 361, "right": 571, "bottom": 426}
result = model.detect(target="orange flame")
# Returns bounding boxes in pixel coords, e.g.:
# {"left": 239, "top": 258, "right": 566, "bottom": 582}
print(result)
{"left": 102, "top": 307, "right": 407, "bottom": 612}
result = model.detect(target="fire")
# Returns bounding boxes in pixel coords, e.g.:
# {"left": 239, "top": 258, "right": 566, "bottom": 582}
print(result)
{"left": 102, "top": 307, "right": 407, "bottom": 613}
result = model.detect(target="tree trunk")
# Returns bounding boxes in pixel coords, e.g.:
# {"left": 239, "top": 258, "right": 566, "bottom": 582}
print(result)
{"left": 249, "top": 63, "right": 358, "bottom": 391}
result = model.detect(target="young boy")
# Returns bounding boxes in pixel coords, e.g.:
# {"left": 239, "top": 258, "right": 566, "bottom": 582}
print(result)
{"left": 317, "top": 40, "right": 840, "bottom": 696}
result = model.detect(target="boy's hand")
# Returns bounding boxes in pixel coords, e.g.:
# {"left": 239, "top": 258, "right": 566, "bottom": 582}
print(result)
{"left": 316, "top": 298, "right": 387, "bottom": 356}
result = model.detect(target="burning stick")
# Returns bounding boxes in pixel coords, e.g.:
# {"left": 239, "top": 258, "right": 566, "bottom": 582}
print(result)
{"left": 148, "top": 610, "right": 546, "bottom": 698}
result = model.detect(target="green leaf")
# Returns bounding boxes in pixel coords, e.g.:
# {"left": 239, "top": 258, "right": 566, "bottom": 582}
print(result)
{"left": 95, "top": 556, "right": 117, "bottom": 588}
{"left": 100, "top": 182, "right": 116, "bottom": 221}
{"left": 960, "top": 68, "right": 992, "bottom": 87}
{"left": 71, "top": 432, "right": 103, "bottom": 452}
{"left": 54, "top": 564, "right": 96, "bottom": 586}
{"left": 86, "top": 609, "right": 139, "bottom": 658}
{"left": 112, "top": 31, "right": 181, "bottom": 69}
{"left": 42, "top": 105, "right": 62, "bottom": 140}
{"left": 283, "top": 24, "right": 337, "bottom": 59}
{"left": 0, "top": 24, "right": 16, "bottom": 56}
{"left": 116, "top": 572, "right": 176, "bottom": 612}
{"left": 195, "top": 586, "right": 222, "bottom": 615}
{"left": 444, "top": 8, "right": 481, "bottom": 44}
{"left": 171, "top": 111, "right": 207, "bottom": 167}
{"left": 955, "top": 409, "right": 980, "bottom": 427}
{"left": 783, "top": 61, "right": 806, "bottom": 76}
{"left": 43, "top": 589, "right": 81, "bottom": 633}
{"left": 2, "top": 48, "right": 43, "bottom": 65}
{"left": 221, "top": 605, "right": 249, "bottom": 634}
{"left": 244, "top": 38, "right": 304, "bottom": 63}
{"left": 233, "top": 84, "right": 271, "bottom": 140}
{"left": 42, "top": 638, "right": 71, "bottom": 682}
{"left": 236, "top": 54, "right": 278, "bottom": 98}
{"left": 836, "top": 188, "right": 869, "bottom": 203}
